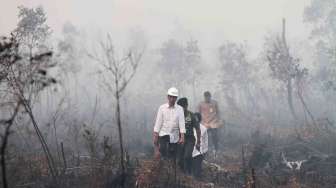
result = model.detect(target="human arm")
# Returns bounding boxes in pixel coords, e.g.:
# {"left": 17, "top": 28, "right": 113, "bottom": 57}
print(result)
{"left": 153, "top": 106, "right": 163, "bottom": 145}
{"left": 178, "top": 107, "right": 186, "bottom": 144}
{"left": 214, "top": 100, "right": 220, "bottom": 119}
{"left": 214, "top": 100, "right": 224, "bottom": 127}
{"left": 153, "top": 132, "right": 160, "bottom": 159}
{"left": 178, "top": 133, "right": 185, "bottom": 144}
{"left": 193, "top": 114, "right": 201, "bottom": 151}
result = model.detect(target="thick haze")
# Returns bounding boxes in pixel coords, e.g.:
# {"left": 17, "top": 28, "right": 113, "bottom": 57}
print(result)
{"left": 1, "top": 0, "right": 319, "bottom": 126}
{"left": 1, "top": 0, "right": 310, "bottom": 53}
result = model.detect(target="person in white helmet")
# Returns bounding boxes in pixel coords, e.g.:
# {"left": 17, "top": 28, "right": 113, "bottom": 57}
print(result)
{"left": 153, "top": 87, "right": 186, "bottom": 159}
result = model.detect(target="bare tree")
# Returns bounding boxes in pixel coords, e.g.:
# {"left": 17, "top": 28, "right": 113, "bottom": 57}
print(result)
{"left": 88, "top": 34, "right": 143, "bottom": 175}
{"left": 0, "top": 7, "right": 59, "bottom": 185}
{"left": 6, "top": 40, "right": 57, "bottom": 177}
{"left": 11, "top": 5, "right": 59, "bottom": 180}
{"left": 0, "top": 35, "right": 22, "bottom": 188}
{"left": 0, "top": 30, "right": 57, "bottom": 187}
{"left": 159, "top": 39, "right": 202, "bottom": 95}
{"left": 295, "top": 66, "right": 317, "bottom": 128}
{"left": 14, "top": 6, "right": 51, "bottom": 58}
{"left": 304, "top": 0, "right": 336, "bottom": 90}
{"left": 266, "top": 19, "right": 319, "bottom": 132}
{"left": 0, "top": 103, "right": 20, "bottom": 188}
{"left": 184, "top": 39, "right": 202, "bottom": 105}
{"left": 159, "top": 39, "right": 185, "bottom": 89}
{"left": 266, "top": 19, "right": 299, "bottom": 121}
{"left": 218, "top": 41, "right": 257, "bottom": 120}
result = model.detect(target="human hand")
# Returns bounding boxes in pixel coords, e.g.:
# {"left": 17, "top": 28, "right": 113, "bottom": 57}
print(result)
{"left": 153, "top": 132, "right": 159, "bottom": 146}
{"left": 154, "top": 146, "right": 160, "bottom": 160}
{"left": 196, "top": 142, "right": 201, "bottom": 151}
{"left": 178, "top": 134, "right": 185, "bottom": 144}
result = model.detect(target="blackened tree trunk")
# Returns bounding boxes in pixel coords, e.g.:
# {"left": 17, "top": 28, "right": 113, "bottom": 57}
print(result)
{"left": 287, "top": 78, "right": 297, "bottom": 120}
{"left": 282, "top": 19, "right": 297, "bottom": 121}
{"left": 87, "top": 34, "right": 143, "bottom": 180}
{"left": 0, "top": 102, "right": 21, "bottom": 188}
{"left": 115, "top": 74, "right": 125, "bottom": 174}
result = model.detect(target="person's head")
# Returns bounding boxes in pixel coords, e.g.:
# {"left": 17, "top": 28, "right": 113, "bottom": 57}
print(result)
{"left": 177, "top": 97, "right": 188, "bottom": 111}
{"left": 194, "top": 112, "right": 202, "bottom": 123}
{"left": 204, "top": 91, "right": 211, "bottom": 102}
{"left": 167, "top": 87, "right": 178, "bottom": 107}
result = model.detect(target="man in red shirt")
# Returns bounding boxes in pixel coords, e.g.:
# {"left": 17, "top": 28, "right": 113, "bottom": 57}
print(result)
{"left": 198, "top": 91, "right": 222, "bottom": 152}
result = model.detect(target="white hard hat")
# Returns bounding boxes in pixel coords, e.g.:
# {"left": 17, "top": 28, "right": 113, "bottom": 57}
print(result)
{"left": 167, "top": 87, "right": 179, "bottom": 97}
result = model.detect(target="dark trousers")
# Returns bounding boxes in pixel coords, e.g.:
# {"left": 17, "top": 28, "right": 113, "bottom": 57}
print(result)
{"left": 192, "top": 154, "right": 204, "bottom": 178}
{"left": 178, "top": 135, "right": 195, "bottom": 174}
{"left": 208, "top": 128, "right": 219, "bottom": 151}
{"left": 159, "top": 135, "right": 177, "bottom": 159}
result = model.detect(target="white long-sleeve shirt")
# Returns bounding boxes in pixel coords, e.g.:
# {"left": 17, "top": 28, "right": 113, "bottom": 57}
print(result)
{"left": 154, "top": 103, "right": 186, "bottom": 143}
{"left": 192, "top": 124, "right": 208, "bottom": 157}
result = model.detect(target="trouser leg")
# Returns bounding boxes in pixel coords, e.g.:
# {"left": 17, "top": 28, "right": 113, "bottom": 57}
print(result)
{"left": 209, "top": 128, "right": 219, "bottom": 151}
{"left": 159, "top": 135, "right": 170, "bottom": 159}
{"left": 168, "top": 143, "right": 178, "bottom": 159}
{"left": 192, "top": 155, "right": 203, "bottom": 178}
{"left": 183, "top": 136, "right": 195, "bottom": 174}
{"left": 177, "top": 142, "right": 185, "bottom": 170}
{"left": 213, "top": 128, "right": 219, "bottom": 151}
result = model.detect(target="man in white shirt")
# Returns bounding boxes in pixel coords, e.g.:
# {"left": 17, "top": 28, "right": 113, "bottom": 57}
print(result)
{"left": 153, "top": 87, "right": 186, "bottom": 159}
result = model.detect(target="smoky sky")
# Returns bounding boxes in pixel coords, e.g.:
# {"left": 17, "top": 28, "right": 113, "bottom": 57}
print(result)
{"left": 1, "top": 0, "right": 310, "bottom": 54}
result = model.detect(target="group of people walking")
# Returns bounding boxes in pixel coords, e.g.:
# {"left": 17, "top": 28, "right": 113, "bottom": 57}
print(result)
{"left": 153, "top": 87, "right": 222, "bottom": 178}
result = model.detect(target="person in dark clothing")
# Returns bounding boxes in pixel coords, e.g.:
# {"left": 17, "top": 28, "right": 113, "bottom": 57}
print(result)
{"left": 177, "top": 97, "right": 201, "bottom": 174}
